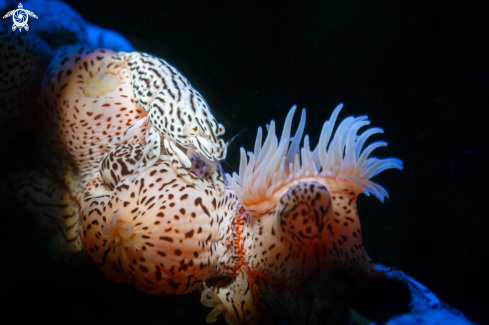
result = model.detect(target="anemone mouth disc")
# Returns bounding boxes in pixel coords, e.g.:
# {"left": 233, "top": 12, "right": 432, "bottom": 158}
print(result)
{"left": 101, "top": 211, "right": 143, "bottom": 248}
{"left": 83, "top": 64, "right": 122, "bottom": 97}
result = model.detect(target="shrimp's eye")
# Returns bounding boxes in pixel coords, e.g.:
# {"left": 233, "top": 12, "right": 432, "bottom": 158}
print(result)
{"left": 183, "top": 123, "right": 199, "bottom": 136}
{"left": 217, "top": 123, "right": 225, "bottom": 136}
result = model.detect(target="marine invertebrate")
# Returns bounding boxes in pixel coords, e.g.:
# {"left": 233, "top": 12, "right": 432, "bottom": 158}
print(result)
{"left": 41, "top": 46, "right": 147, "bottom": 196}
{"left": 2, "top": 44, "right": 140, "bottom": 263}
{"left": 15, "top": 42, "right": 228, "bottom": 266}
{"left": 78, "top": 99, "right": 403, "bottom": 324}
{"left": 0, "top": 1, "right": 477, "bottom": 321}
{"left": 80, "top": 142, "right": 242, "bottom": 295}
{"left": 8, "top": 31, "right": 411, "bottom": 321}
{"left": 41, "top": 48, "right": 227, "bottom": 192}
{"left": 14, "top": 46, "right": 149, "bottom": 263}
{"left": 225, "top": 103, "right": 402, "bottom": 281}
{"left": 0, "top": 1, "right": 135, "bottom": 264}
{"left": 106, "top": 52, "right": 227, "bottom": 188}
{"left": 227, "top": 103, "right": 401, "bottom": 208}
{"left": 37, "top": 47, "right": 229, "bottom": 266}
{"left": 202, "top": 104, "right": 403, "bottom": 323}
{"left": 10, "top": 36, "right": 471, "bottom": 322}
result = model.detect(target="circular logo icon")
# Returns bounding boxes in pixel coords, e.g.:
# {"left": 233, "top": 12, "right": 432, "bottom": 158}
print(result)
{"left": 13, "top": 9, "right": 28, "bottom": 28}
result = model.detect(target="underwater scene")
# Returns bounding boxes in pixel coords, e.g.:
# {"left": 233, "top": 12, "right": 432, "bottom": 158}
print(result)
{"left": 1, "top": 0, "right": 487, "bottom": 324}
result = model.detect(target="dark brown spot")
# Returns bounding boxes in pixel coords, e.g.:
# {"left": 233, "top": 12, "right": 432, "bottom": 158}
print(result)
{"left": 185, "top": 230, "right": 194, "bottom": 238}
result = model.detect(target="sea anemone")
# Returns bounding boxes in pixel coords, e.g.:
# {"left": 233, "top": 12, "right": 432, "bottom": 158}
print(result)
{"left": 80, "top": 142, "right": 243, "bottom": 295}
{"left": 226, "top": 103, "right": 402, "bottom": 276}
{"left": 227, "top": 103, "right": 402, "bottom": 212}
{"left": 204, "top": 103, "right": 404, "bottom": 323}
{"left": 41, "top": 46, "right": 148, "bottom": 194}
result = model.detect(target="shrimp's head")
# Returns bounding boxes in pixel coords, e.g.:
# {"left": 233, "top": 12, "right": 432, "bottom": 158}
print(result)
{"left": 148, "top": 87, "right": 227, "bottom": 161}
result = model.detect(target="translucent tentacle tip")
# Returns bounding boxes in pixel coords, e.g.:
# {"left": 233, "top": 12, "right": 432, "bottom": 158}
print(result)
{"left": 200, "top": 282, "right": 233, "bottom": 324}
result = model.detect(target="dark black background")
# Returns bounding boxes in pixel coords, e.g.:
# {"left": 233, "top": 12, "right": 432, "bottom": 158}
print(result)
{"left": 3, "top": 0, "right": 488, "bottom": 324}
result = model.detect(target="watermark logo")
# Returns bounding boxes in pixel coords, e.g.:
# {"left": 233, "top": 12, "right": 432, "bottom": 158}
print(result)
{"left": 2, "top": 3, "right": 38, "bottom": 32}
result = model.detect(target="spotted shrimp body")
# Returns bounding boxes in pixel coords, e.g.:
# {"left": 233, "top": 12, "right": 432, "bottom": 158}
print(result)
{"left": 107, "top": 52, "right": 227, "bottom": 190}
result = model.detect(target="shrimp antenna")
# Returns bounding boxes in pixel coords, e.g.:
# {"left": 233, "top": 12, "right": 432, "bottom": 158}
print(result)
{"left": 224, "top": 127, "right": 247, "bottom": 150}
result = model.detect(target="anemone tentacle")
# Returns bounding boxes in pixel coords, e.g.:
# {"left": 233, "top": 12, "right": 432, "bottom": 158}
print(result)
{"left": 226, "top": 103, "right": 403, "bottom": 211}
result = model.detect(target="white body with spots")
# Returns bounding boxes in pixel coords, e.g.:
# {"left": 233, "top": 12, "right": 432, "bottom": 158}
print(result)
{"left": 108, "top": 52, "right": 227, "bottom": 190}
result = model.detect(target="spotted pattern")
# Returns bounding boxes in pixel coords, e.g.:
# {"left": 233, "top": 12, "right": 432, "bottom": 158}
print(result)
{"left": 81, "top": 144, "right": 242, "bottom": 295}
{"left": 41, "top": 46, "right": 147, "bottom": 196}
{"left": 194, "top": 178, "right": 376, "bottom": 324}
{"left": 243, "top": 179, "right": 375, "bottom": 284}
{"left": 277, "top": 182, "right": 331, "bottom": 244}
{"left": 99, "top": 143, "right": 148, "bottom": 190}
{"left": 110, "top": 52, "right": 227, "bottom": 162}
{"left": 32, "top": 45, "right": 397, "bottom": 324}
{"left": 85, "top": 131, "right": 377, "bottom": 324}
{"left": 196, "top": 179, "right": 377, "bottom": 324}
{"left": 210, "top": 270, "right": 267, "bottom": 325}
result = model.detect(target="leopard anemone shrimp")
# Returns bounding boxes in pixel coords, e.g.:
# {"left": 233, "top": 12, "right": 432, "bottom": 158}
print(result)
{"left": 197, "top": 103, "right": 403, "bottom": 324}
{"left": 104, "top": 52, "right": 228, "bottom": 190}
